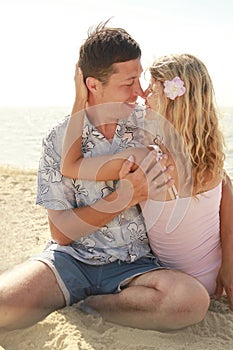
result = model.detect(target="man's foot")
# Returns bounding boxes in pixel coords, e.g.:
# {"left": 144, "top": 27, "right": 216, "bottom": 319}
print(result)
{"left": 76, "top": 300, "right": 100, "bottom": 317}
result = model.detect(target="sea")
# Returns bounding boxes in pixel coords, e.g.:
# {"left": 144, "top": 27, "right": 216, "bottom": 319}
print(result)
{"left": 0, "top": 106, "right": 232, "bottom": 178}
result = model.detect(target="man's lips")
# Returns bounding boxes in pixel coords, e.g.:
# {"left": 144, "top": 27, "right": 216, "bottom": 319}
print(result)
{"left": 125, "top": 102, "right": 137, "bottom": 109}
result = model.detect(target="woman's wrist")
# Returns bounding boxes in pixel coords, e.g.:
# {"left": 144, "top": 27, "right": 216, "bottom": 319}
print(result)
{"left": 71, "top": 98, "right": 86, "bottom": 116}
{"left": 221, "top": 231, "right": 233, "bottom": 265}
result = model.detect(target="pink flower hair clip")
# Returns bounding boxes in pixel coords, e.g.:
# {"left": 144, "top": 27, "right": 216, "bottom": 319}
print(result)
{"left": 164, "top": 76, "right": 186, "bottom": 100}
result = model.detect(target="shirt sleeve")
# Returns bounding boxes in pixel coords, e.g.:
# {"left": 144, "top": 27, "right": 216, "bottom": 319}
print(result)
{"left": 36, "top": 120, "right": 77, "bottom": 210}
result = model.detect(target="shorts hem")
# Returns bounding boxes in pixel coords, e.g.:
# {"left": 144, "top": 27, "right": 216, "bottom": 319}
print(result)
{"left": 30, "top": 256, "right": 71, "bottom": 306}
{"left": 118, "top": 266, "right": 165, "bottom": 291}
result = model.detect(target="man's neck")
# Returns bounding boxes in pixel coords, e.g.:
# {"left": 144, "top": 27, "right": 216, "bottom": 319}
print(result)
{"left": 96, "top": 122, "right": 118, "bottom": 141}
{"left": 86, "top": 101, "right": 118, "bottom": 141}
{"left": 87, "top": 112, "right": 117, "bottom": 140}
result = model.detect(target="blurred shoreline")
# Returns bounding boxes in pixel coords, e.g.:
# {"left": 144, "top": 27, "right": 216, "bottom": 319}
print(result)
{"left": 0, "top": 106, "right": 232, "bottom": 177}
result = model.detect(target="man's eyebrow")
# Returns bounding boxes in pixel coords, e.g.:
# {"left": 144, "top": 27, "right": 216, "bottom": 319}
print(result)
{"left": 123, "top": 73, "right": 142, "bottom": 81}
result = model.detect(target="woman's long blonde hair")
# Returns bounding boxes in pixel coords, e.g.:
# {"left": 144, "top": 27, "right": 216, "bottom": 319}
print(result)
{"left": 149, "top": 53, "right": 225, "bottom": 192}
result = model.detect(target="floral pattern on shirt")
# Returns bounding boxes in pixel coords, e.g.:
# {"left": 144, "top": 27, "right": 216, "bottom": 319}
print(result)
{"left": 36, "top": 107, "right": 151, "bottom": 264}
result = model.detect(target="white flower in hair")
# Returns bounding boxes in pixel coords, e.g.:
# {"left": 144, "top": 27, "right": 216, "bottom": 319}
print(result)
{"left": 164, "top": 76, "right": 186, "bottom": 100}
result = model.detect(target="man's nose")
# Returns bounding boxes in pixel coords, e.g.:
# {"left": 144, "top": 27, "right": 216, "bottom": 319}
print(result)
{"left": 133, "top": 80, "right": 145, "bottom": 98}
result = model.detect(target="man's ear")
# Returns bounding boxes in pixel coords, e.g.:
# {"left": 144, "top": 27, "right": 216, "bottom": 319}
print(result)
{"left": 85, "top": 77, "right": 100, "bottom": 94}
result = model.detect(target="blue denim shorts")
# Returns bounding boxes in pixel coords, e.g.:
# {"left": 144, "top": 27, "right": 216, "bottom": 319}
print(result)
{"left": 32, "top": 251, "right": 164, "bottom": 306}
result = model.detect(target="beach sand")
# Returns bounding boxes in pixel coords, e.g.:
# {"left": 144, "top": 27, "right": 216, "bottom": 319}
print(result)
{"left": 0, "top": 166, "right": 233, "bottom": 350}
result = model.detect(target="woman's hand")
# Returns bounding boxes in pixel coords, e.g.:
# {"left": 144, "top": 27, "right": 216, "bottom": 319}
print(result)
{"left": 75, "top": 65, "right": 88, "bottom": 101}
{"left": 71, "top": 65, "right": 88, "bottom": 116}
{"left": 214, "top": 175, "right": 233, "bottom": 310}
{"left": 215, "top": 262, "right": 233, "bottom": 310}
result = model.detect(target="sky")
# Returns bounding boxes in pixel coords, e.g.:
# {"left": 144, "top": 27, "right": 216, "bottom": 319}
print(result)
{"left": 0, "top": 0, "right": 232, "bottom": 108}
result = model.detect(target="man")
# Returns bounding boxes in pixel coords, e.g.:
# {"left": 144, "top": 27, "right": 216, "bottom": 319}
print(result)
{"left": 0, "top": 21, "right": 231, "bottom": 331}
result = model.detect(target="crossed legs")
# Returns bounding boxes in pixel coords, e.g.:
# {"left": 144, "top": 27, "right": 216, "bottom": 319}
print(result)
{"left": 83, "top": 269, "right": 210, "bottom": 331}
{"left": 0, "top": 262, "right": 209, "bottom": 331}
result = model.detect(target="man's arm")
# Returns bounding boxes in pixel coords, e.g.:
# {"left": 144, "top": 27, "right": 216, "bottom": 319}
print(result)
{"left": 49, "top": 151, "right": 174, "bottom": 244}
{"left": 215, "top": 173, "right": 233, "bottom": 310}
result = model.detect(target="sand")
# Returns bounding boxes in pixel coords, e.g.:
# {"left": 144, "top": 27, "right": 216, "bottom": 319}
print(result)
{"left": 0, "top": 166, "right": 233, "bottom": 350}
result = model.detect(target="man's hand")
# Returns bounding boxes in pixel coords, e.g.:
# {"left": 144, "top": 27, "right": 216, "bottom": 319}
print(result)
{"left": 52, "top": 150, "right": 174, "bottom": 245}
{"left": 118, "top": 150, "right": 174, "bottom": 208}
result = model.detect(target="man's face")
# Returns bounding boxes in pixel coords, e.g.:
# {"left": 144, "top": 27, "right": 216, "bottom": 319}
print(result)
{"left": 96, "top": 58, "right": 144, "bottom": 106}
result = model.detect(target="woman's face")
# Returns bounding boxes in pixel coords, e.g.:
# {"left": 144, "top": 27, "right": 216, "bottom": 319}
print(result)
{"left": 145, "top": 78, "right": 163, "bottom": 112}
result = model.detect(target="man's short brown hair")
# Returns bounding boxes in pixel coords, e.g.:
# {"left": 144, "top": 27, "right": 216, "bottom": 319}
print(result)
{"left": 78, "top": 20, "right": 141, "bottom": 84}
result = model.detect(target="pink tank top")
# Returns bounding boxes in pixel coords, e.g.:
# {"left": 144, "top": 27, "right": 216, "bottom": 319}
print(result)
{"left": 141, "top": 182, "right": 222, "bottom": 295}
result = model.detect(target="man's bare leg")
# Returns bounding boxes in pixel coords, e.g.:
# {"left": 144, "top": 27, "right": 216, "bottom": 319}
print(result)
{"left": 83, "top": 269, "right": 210, "bottom": 331}
{"left": 0, "top": 261, "right": 65, "bottom": 330}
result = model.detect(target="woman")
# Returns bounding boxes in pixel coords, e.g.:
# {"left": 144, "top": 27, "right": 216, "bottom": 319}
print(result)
{"left": 138, "top": 54, "right": 225, "bottom": 296}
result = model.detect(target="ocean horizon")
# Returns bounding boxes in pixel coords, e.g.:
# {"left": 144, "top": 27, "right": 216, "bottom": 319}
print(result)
{"left": 0, "top": 105, "right": 232, "bottom": 178}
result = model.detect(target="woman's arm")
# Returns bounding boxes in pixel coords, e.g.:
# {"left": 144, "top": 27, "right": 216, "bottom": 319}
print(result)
{"left": 63, "top": 146, "right": 152, "bottom": 181}
{"left": 61, "top": 66, "right": 87, "bottom": 177}
{"left": 50, "top": 152, "right": 174, "bottom": 245}
{"left": 215, "top": 173, "right": 233, "bottom": 310}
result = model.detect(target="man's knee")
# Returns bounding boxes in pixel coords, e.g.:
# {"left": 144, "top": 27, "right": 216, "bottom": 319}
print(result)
{"left": 138, "top": 269, "right": 210, "bottom": 328}
{"left": 158, "top": 270, "right": 210, "bottom": 327}
{"left": 0, "top": 261, "right": 65, "bottom": 330}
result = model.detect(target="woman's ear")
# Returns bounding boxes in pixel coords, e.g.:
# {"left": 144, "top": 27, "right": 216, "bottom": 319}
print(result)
{"left": 86, "top": 77, "right": 99, "bottom": 93}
